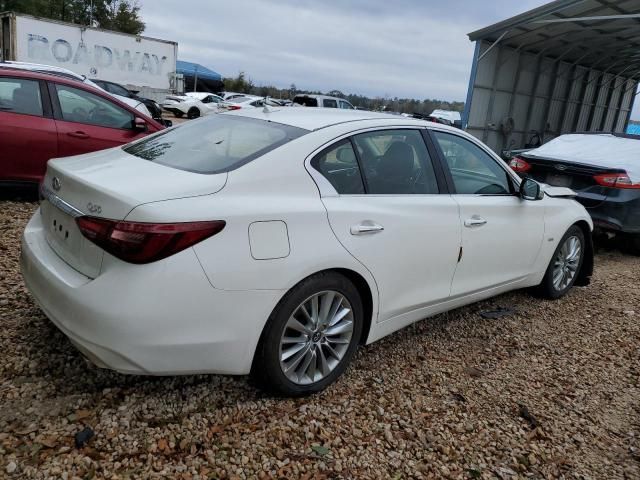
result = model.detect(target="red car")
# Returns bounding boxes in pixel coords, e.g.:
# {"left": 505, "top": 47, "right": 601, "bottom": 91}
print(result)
{"left": 0, "top": 68, "right": 164, "bottom": 185}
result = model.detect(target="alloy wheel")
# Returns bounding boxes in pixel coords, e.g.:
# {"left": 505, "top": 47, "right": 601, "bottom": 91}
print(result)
{"left": 552, "top": 235, "right": 582, "bottom": 291}
{"left": 279, "top": 291, "right": 354, "bottom": 385}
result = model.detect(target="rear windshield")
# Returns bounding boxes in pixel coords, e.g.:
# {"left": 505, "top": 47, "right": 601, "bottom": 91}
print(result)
{"left": 123, "top": 115, "right": 308, "bottom": 174}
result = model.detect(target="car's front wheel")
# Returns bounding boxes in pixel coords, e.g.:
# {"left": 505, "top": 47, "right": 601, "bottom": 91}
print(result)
{"left": 537, "top": 225, "right": 585, "bottom": 299}
{"left": 252, "top": 272, "right": 363, "bottom": 396}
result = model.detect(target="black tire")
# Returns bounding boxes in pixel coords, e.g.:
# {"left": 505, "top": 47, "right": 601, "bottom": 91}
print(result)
{"left": 536, "top": 225, "right": 585, "bottom": 299}
{"left": 187, "top": 107, "right": 200, "bottom": 119}
{"left": 173, "top": 110, "right": 184, "bottom": 118}
{"left": 622, "top": 234, "right": 640, "bottom": 256}
{"left": 251, "top": 272, "right": 363, "bottom": 396}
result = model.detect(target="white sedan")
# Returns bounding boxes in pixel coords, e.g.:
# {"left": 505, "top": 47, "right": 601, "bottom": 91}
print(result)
{"left": 21, "top": 109, "right": 593, "bottom": 396}
{"left": 161, "top": 92, "right": 224, "bottom": 119}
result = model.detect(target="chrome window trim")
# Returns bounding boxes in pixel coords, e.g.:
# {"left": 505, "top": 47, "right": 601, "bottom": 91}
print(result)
{"left": 40, "top": 184, "right": 84, "bottom": 218}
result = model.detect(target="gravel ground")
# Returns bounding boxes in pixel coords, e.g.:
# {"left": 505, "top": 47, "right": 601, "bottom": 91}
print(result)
{"left": 1, "top": 199, "right": 639, "bottom": 479}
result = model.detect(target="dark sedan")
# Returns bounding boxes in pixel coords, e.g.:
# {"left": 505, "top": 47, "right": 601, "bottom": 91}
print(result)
{"left": 509, "top": 133, "right": 640, "bottom": 254}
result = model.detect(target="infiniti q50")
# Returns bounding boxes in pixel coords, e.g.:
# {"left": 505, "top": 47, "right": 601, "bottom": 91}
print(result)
{"left": 21, "top": 109, "right": 593, "bottom": 395}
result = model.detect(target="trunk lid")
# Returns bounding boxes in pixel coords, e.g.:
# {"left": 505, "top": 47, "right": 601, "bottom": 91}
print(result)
{"left": 520, "top": 155, "right": 618, "bottom": 208}
{"left": 40, "top": 147, "right": 227, "bottom": 278}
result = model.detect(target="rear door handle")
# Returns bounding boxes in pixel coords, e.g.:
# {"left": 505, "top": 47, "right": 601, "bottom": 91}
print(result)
{"left": 350, "top": 223, "right": 384, "bottom": 235}
{"left": 67, "top": 131, "right": 89, "bottom": 139}
{"left": 464, "top": 216, "right": 487, "bottom": 228}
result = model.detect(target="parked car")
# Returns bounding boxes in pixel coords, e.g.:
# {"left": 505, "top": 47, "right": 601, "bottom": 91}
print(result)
{"left": 0, "top": 68, "right": 163, "bottom": 185}
{"left": 161, "top": 92, "right": 224, "bottom": 119}
{"left": 21, "top": 109, "right": 593, "bottom": 396}
{"left": 219, "top": 96, "right": 284, "bottom": 111}
{"left": 1, "top": 61, "right": 153, "bottom": 118}
{"left": 91, "top": 78, "right": 166, "bottom": 124}
{"left": 509, "top": 133, "right": 640, "bottom": 254}
{"left": 430, "top": 109, "right": 462, "bottom": 127}
{"left": 293, "top": 94, "right": 354, "bottom": 109}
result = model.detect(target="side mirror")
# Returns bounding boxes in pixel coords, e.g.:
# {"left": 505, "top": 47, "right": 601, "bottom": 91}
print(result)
{"left": 133, "top": 117, "right": 148, "bottom": 132}
{"left": 519, "top": 177, "right": 544, "bottom": 201}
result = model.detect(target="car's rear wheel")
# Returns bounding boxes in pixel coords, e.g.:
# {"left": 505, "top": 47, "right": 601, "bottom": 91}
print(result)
{"left": 187, "top": 107, "right": 200, "bottom": 119}
{"left": 622, "top": 234, "right": 640, "bottom": 256}
{"left": 537, "top": 225, "right": 585, "bottom": 299}
{"left": 252, "top": 272, "right": 362, "bottom": 396}
{"left": 173, "top": 110, "right": 184, "bottom": 118}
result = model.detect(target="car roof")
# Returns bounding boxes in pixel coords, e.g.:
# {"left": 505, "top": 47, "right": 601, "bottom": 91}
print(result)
{"left": 224, "top": 107, "right": 445, "bottom": 131}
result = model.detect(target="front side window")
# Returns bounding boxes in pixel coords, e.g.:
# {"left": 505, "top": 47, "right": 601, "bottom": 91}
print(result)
{"left": 339, "top": 100, "right": 353, "bottom": 110}
{"left": 0, "top": 77, "right": 43, "bottom": 116}
{"left": 433, "top": 131, "right": 513, "bottom": 195}
{"left": 353, "top": 129, "right": 439, "bottom": 194}
{"left": 202, "top": 95, "right": 220, "bottom": 104}
{"left": 124, "top": 115, "right": 308, "bottom": 174}
{"left": 311, "top": 140, "right": 365, "bottom": 194}
{"left": 55, "top": 84, "right": 134, "bottom": 129}
{"left": 323, "top": 99, "right": 338, "bottom": 108}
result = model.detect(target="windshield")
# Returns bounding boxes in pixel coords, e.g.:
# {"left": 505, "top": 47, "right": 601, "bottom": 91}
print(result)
{"left": 123, "top": 115, "right": 308, "bottom": 174}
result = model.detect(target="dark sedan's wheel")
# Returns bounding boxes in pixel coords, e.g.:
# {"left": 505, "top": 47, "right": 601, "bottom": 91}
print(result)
{"left": 252, "top": 272, "right": 363, "bottom": 396}
{"left": 537, "top": 225, "right": 585, "bottom": 299}
{"left": 187, "top": 107, "right": 200, "bottom": 119}
{"left": 173, "top": 110, "right": 184, "bottom": 118}
{"left": 624, "top": 234, "right": 640, "bottom": 256}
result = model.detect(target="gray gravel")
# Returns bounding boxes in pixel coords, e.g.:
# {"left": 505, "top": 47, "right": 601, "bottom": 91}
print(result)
{"left": 1, "top": 200, "right": 639, "bottom": 479}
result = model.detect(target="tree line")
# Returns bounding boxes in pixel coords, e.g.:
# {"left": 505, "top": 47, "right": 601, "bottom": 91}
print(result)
{"left": 224, "top": 72, "right": 464, "bottom": 115}
{"left": 0, "top": 0, "right": 145, "bottom": 35}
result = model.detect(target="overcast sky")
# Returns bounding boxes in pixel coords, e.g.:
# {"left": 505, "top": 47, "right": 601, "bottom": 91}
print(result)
{"left": 139, "top": 0, "right": 639, "bottom": 119}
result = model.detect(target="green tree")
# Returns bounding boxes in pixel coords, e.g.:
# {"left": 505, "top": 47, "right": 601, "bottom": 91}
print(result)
{"left": 0, "top": 0, "right": 145, "bottom": 35}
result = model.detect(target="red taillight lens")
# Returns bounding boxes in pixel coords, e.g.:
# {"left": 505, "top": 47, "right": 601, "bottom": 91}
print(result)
{"left": 593, "top": 172, "right": 640, "bottom": 189}
{"left": 508, "top": 156, "right": 531, "bottom": 173}
{"left": 76, "top": 217, "right": 226, "bottom": 264}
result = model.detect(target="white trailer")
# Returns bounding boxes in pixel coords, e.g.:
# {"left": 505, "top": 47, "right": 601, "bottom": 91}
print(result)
{"left": 0, "top": 12, "right": 178, "bottom": 100}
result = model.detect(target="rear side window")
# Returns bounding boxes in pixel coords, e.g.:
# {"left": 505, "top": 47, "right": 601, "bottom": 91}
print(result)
{"left": 323, "top": 99, "right": 338, "bottom": 108}
{"left": 353, "top": 129, "right": 439, "bottom": 194}
{"left": 124, "top": 115, "right": 308, "bottom": 174}
{"left": 311, "top": 140, "right": 365, "bottom": 194}
{"left": 0, "top": 77, "right": 43, "bottom": 116}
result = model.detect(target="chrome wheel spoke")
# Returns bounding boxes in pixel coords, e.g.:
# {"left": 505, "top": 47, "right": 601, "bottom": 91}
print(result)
{"left": 325, "top": 319, "right": 353, "bottom": 336}
{"left": 279, "top": 290, "right": 354, "bottom": 386}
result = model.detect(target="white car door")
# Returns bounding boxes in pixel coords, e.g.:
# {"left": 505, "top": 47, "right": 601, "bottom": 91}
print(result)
{"left": 430, "top": 130, "right": 545, "bottom": 296}
{"left": 314, "top": 129, "right": 461, "bottom": 323}
{"left": 201, "top": 95, "right": 221, "bottom": 114}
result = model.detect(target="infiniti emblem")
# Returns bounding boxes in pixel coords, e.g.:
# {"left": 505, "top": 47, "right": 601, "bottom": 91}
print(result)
{"left": 555, "top": 164, "right": 567, "bottom": 171}
{"left": 52, "top": 177, "right": 61, "bottom": 191}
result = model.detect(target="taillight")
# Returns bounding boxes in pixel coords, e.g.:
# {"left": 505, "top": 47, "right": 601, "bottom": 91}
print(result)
{"left": 508, "top": 156, "right": 531, "bottom": 173}
{"left": 227, "top": 105, "right": 241, "bottom": 111}
{"left": 593, "top": 172, "right": 640, "bottom": 189}
{"left": 76, "top": 217, "right": 226, "bottom": 264}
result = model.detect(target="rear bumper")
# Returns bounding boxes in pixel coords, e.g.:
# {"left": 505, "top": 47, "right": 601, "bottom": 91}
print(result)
{"left": 583, "top": 191, "right": 640, "bottom": 234}
{"left": 20, "top": 211, "right": 283, "bottom": 375}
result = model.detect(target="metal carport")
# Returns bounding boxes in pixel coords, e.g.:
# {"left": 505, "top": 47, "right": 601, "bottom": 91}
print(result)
{"left": 463, "top": 0, "right": 640, "bottom": 155}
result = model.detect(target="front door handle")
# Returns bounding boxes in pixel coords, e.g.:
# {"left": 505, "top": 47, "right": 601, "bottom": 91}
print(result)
{"left": 350, "top": 222, "right": 384, "bottom": 235}
{"left": 67, "top": 131, "right": 89, "bottom": 139}
{"left": 464, "top": 216, "right": 487, "bottom": 228}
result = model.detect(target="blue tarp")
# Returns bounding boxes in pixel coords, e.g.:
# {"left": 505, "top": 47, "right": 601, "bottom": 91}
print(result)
{"left": 176, "top": 60, "right": 222, "bottom": 82}
{"left": 627, "top": 124, "right": 640, "bottom": 136}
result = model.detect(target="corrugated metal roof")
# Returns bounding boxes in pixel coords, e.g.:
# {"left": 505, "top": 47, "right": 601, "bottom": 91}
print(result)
{"left": 468, "top": 0, "right": 640, "bottom": 78}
